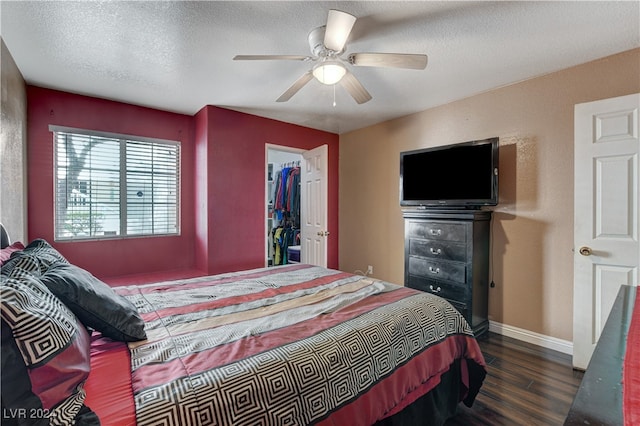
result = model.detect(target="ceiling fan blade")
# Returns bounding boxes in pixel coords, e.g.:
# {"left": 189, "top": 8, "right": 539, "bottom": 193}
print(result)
{"left": 276, "top": 71, "right": 314, "bottom": 102}
{"left": 233, "top": 55, "right": 310, "bottom": 61}
{"left": 324, "top": 9, "right": 356, "bottom": 52}
{"left": 349, "top": 53, "right": 428, "bottom": 70}
{"left": 340, "top": 71, "right": 372, "bottom": 104}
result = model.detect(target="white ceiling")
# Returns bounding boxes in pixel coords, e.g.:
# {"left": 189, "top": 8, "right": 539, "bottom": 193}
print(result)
{"left": 1, "top": 1, "right": 638, "bottom": 134}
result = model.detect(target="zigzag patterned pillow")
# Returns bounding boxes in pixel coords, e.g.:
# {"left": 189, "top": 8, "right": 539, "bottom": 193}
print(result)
{"left": 20, "top": 239, "right": 69, "bottom": 271}
{"left": 1, "top": 239, "right": 68, "bottom": 278}
{"left": 0, "top": 273, "right": 93, "bottom": 425}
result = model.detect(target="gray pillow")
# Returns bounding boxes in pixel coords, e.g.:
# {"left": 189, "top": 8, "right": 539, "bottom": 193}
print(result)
{"left": 40, "top": 263, "right": 146, "bottom": 342}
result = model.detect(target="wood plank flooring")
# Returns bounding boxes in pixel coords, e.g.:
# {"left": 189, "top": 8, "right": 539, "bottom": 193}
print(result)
{"left": 445, "top": 332, "right": 584, "bottom": 426}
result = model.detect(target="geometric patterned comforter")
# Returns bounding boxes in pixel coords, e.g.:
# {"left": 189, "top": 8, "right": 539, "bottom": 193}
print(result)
{"left": 115, "top": 264, "right": 486, "bottom": 426}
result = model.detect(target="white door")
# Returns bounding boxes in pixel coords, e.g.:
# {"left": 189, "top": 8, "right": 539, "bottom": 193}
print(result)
{"left": 300, "top": 145, "right": 328, "bottom": 267}
{"left": 573, "top": 93, "right": 640, "bottom": 369}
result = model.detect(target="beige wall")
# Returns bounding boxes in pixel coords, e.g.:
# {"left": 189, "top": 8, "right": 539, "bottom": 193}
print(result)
{"left": 0, "top": 38, "right": 28, "bottom": 242}
{"left": 339, "top": 48, "right": 640, "bottom": 341}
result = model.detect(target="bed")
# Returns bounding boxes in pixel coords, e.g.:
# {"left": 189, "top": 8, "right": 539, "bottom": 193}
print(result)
{"left": 1, "top": 237, "right": 486, "bottom": 426}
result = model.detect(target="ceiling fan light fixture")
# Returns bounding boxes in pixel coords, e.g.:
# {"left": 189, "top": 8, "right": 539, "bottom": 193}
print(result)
{"left": 313, "top": 61, "right": 346, "bottom": 85}
{"left": 235, "top": 9, "right": 426, "bottom": 104}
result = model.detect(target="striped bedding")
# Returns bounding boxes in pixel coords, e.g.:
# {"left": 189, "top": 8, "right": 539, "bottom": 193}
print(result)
{"left": 114, "top": 264, "right": 486, "bottom": 425}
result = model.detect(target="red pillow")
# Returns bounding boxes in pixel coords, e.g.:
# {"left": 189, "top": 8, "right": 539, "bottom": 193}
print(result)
{"left": 0, "top": 241, "right": 25, "bottom": 266}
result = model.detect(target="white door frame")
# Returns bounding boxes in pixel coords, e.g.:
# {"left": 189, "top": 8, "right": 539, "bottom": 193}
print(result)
{"left": 265, "top": 144, "right": 306, "bottom": 267}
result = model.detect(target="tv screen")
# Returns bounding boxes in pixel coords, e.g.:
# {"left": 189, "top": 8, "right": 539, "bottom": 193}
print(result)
{"left": 400, "top": 137, "right": 499, "bottom": 208}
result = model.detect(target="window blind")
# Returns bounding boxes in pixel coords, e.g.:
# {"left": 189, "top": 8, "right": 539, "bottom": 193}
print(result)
{"left": 53, "top": 130, "right": 180, "bottom": 240}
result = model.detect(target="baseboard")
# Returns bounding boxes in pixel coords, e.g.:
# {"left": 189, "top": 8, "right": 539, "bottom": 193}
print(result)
{"left": 489, "top": 321, "right": 573, "bottom": 355}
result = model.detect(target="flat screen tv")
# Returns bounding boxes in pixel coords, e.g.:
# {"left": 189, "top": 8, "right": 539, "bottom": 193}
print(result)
{"left": 400, "top": 137, "right": 499, "bottom": 208}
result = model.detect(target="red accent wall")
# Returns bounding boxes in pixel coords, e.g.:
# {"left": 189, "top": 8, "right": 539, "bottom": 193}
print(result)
{"left": 26, "top": 87, "right": 195, "bottom": 278}
{"left": 193, "top": 106, "right": 211, "bottom": 273}
{"left": 195, "top": 106, "right": 339, "bottom": 274}
{"left": 26, "top": 87, "right": 339, "bottom": 279}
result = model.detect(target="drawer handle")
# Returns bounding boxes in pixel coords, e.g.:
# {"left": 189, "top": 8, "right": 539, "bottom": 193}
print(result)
{"left": 429, "top": 229, "right": 442, "bottom": 236}
{"left": 429, "top": 266, "right": 440, "bottom": 274}
{"left": 430, "top": 247, "right": 442, "bottom": 255}
{"left": 429, "top": 285, "right": 442, "bottom": 293}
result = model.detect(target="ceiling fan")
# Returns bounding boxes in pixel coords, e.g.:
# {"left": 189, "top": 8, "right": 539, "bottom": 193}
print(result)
{"left": 233, "top": 9, "right": 428, "bottom": 104}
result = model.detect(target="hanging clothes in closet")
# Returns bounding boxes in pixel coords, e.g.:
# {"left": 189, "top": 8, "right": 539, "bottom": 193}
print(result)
{"left": 272, "top": 226, "right": 300, "bottom": 265}
{"left": 272, "top": 164, "right": 300, "bottom": 228}
{"left": 271, "top": 163, "right": 301, "bottom": 265}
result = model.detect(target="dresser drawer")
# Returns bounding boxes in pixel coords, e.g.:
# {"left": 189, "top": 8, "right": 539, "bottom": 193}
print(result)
{"left": 409, "top": 238, "right": 467, "bottom": 262}
{"left": 408, "top": 257, "right": 466, "bottom": 284}
{"left": 407, "top": 221, "right": 466, "bottom": 242}
{"left": 407, "top": 275, "right": 467, "bottom": 302}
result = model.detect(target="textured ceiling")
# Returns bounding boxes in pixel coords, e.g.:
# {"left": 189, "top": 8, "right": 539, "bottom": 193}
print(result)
{"left": 1, "top": 1, "right": 639, "bottom": 134}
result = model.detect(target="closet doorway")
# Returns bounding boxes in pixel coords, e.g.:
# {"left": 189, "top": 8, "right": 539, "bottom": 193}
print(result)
{"left": 266, "top": 146, "right": 304, "bottom": 267}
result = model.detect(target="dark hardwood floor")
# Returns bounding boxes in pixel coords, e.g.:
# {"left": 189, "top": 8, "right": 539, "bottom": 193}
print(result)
{"left": 445, "top": 332, "right": 584, "bottom": 426}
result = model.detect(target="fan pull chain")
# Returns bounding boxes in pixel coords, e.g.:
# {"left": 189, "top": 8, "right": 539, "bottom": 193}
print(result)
{"left": 333, "top": 84, "right": 337, "bottom": 107}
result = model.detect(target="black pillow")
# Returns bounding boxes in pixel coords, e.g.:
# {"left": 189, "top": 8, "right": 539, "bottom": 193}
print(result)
{"left": 40, "top": 263, "right": 147, "bottom": 342}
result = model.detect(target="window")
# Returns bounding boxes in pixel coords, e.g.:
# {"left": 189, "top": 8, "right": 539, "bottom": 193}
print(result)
{"left": 53, "top": 128, "right": 180, "bottom": 241}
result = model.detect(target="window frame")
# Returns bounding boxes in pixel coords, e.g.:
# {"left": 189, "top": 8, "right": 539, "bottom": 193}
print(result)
{"left": 50, "top": 125, "right": 181, "bottom": 242}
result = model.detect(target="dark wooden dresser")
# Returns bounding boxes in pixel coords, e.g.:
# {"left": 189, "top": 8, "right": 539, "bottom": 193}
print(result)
{"left": 403, "top": 209, "right": 491, "bottom": 336}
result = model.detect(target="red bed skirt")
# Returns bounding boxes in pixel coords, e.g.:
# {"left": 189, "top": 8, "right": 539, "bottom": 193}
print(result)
{"left": 624, "top": 288, "right": 640, "bottom": 425}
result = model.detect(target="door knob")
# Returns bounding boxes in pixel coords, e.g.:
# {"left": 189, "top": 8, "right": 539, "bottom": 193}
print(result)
{"left": 579, "top": 246, "right": 592, "bottom": 256}
{"left": 316, "top": 231, "right": 330, "bottom": 237}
